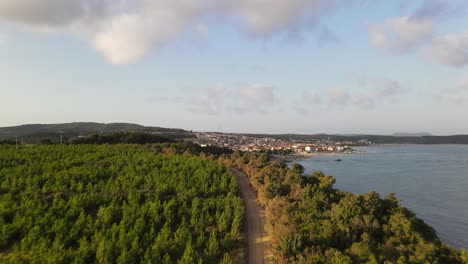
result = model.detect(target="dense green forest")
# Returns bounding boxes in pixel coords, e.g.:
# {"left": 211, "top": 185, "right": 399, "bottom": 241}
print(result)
{"left": 221, "top": 152, "right": 468, "bottom": 263}
{"left": 0, "top": 145, "right": 244, "bottom": 263}
{"left": 1, "top": 142, "right": 467, "bottom": 263}
{"left": 0, "top": 122, "right": 187, "bottom": 138}
{"left": 0, "top": 123, "right": 195, "bottom": 144}
{"left": 70, "top": 132, "right": 175, "bottom": 144}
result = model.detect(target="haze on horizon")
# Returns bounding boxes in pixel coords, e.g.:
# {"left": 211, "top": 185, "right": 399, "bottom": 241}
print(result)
{"left": 1, "top": 0, "right": 468, "bottom": 135}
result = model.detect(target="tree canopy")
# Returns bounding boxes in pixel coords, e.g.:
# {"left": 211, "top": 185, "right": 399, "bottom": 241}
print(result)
{"left": 221, "top": 151, "right": 468, "bottom": 263}
{"left": 0, "top": 145, "right": 244, "bottom": 263}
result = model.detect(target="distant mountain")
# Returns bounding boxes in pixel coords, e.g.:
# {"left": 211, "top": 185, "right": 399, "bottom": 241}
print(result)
{"left": 392, "top": 132, "right": 432, "bottom": 137}
{"left": 0, "top": 122, "right": 189, "bottom": 140}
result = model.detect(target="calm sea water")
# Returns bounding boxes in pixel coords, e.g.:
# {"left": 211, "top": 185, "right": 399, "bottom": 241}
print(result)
{"left": 296, "top": 145, "right": 468, "bottom": 249}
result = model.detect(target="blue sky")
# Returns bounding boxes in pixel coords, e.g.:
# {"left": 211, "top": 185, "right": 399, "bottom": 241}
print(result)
{"left": 1, "top": 0, "right": 468, "bottom": 135}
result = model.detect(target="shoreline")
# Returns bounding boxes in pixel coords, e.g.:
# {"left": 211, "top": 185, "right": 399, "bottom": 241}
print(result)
{"left": 371, "top": 143, "right": 468, "bottom": 147}
{"left": 272, "top": 144, "right": 468, "bottom": 162}
{"left": 271, "top": 152, "right": 356, "bottom": 163}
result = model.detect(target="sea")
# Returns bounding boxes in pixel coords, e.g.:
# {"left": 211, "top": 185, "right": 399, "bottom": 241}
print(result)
{"left": 295, "top": 145, "right": 468, "bottom": 249}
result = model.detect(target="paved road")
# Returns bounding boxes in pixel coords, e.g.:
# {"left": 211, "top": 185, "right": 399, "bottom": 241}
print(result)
{"left": 233, "top": 168, "right": 271, "bottom": 264}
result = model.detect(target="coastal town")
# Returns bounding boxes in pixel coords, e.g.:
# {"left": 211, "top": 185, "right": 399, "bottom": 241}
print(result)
{"left": 188, "top": 132, "right": 372, "bottom": 154}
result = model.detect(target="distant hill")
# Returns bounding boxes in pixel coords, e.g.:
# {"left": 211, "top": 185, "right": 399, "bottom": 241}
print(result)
{"left": 392, "top": 132, "right": 432, "bottom": 137}
{"left": 241, "top": 133, "right": 468, "bottom": 145}
{"left": 0, "top": 122, "right": 192, "bottom": 143}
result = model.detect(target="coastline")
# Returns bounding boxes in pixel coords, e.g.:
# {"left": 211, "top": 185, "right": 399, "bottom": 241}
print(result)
{"left": 284, "top": 144, "right": 468, "bottom": 249}
{"left": 372, "top": 143, "right": 468, "bottom": 147}
{"left": 271, "top": 152, "right": 354, "bottom": 163}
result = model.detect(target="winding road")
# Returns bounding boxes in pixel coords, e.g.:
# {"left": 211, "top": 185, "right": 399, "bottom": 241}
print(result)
{"left": 233, "top": 168, "right": 271, "bottom": 264}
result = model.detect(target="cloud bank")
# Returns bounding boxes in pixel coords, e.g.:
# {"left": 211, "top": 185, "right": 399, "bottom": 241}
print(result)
{"left": 0, "top": 32, "right": 5, "bottom": 46}
{"left": 368, "top": 0, "right": 468, "bottom": 67}
{"left": 295, "top": 76, "right": 408, "bottom": 114}
{"left": 0, "top": 0, "right": 337, "bottom": 64}
{"left": 427, "top": 31, "right": 468, "bottom": 67}
{"left": 187, "top": 84, "right": 225, "bottom": 115}
{"left": 369, "top": 16, "right": 433, "bottom": 53}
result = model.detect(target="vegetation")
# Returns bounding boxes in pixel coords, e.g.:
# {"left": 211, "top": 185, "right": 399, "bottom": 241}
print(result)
{"left": 0, "top": 145, "right": 244, "bottom": 263}
{"left": 0, "top": 122, "right": 195, "bottom": 144}
{"left": 262, "top": 149, "right": 294, "bottom": 155}
{"left": 1, "top": 140, "right": 466, "bottom": 263}
{"left": 0, "top": 122, "right": 186, "bottom": 138}
{"left": 3, "top": 122, "right": 468, "bottom": 145}
{"left": 70, "top": 132, "right": 175, "bottom": 144}
{"left": 147, "top": 142, "right": 233, "bottom": 157}
{"left": 221, "top": 152, "right": 468, "bottom": 263}
{"left": 0, "top": 139, "right": 15, "bottom": 146}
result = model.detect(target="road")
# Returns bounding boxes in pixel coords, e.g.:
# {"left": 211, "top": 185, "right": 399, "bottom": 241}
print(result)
{"left": 232, "top": 168, "right": 271, "bottom": 264}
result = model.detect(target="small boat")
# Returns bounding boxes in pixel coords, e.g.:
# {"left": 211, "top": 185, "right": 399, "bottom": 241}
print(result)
{"left": 336, "top": 159, "right": 342, "bottom": 162}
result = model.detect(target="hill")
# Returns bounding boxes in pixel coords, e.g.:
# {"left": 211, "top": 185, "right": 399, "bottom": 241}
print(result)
{"left": 0, "top": 122, "right": 186, "bottom": 138}
{"left": 0, "top": 122, "right": 194, "bottom": 144}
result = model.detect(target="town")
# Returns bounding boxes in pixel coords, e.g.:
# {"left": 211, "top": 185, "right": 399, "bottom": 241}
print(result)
{"left": 188, "top": 132, "right": 373, "bottom": 154}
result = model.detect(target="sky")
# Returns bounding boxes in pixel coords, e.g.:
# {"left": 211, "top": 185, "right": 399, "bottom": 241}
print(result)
{"left": 1, "top": 0, "right": 468, "bottom": 135}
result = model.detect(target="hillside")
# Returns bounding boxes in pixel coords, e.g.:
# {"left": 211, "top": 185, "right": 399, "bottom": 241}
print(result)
{"left": 0, "top": 122, "right": 195, "bottom": 144}
{"left": 0, "top": 122, "right": 186, "bottom": 138}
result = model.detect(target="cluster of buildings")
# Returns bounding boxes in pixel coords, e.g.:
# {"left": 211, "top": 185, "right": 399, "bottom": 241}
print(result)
{"left": 188, "top": 132, "right": 363, "bottom": 154}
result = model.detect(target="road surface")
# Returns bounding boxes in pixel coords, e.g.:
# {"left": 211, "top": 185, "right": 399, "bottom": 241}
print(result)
{"left": 233, "top": 168, "right": 271, "bottom": 264}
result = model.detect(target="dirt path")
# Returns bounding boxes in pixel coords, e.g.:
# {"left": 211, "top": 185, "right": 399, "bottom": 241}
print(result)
{"left": 233, "top": 168, "right": 271, "bottom": 264}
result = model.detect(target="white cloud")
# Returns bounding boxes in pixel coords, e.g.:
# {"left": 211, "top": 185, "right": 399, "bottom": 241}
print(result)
{"left": 351, "top": 94, "right": 375, "bottom": 109}
{"left": 368, "top": 1, "right": 468, "bottom": 67}
{"left": 328, "top": 88, "right": 375, "bottom": 109}
{"left": 0, "top": 32, "right": 5, "bottom": 45}
{"left": 446, "top": 76, "right": 468, "bottom": 94}
{"left": 316, "top": 27, "right": 340, "bottom": 46}
{"left": 369, "top": 16, "right": 433, "bottom": 53}
{"left": 0, "top": 0, "right": 123, "bottom": 33}
{"left": 427, "top": 31, "right": 468, "bottom": 67}
{"left": 303, "top": 91, "right": 321, "bottom": 105}
{"left": 296, "top": 76, "right": 407, "bottom": 114}
{"left": 457, "top": 77, "right": 468, "bottom": 92}
{"left": 86, "top": 1, "right": 209, "bottom": 64}
{"left": 449, "top": 97, "right": 465, "bottom": 105}
{"left": 373, "top": 78, "right": 408, "bottom": 99}
{"left": 293, "top": 91, "right": 321, "bottom": 114}
{"left": 350, "top": 74, "right": 408, "bottom": 98}
{"left": 430, "top": 75, "right": 468, "bottom": 106}
{"left": 184, "top": 82, "right": 277, "bottom": 115}
{"left": 328, "top": 88, "right": 350, "bottom": 105}
{"left": 239, "top": 83, "right": 275, "bottom": 104}
{"left": 225, "top": 0, "right": 332, "bottom": 37}
{"left": 187, "top": 84, "right": 225, "bottom": 115}
{"left": 228, "top": 83, "right": 277, "bottom": 113}
{"left": 0, "top": 0, "right": 341, "bottom": 64}
{"left": 196, "top": 23, "right": 209, "bottom": 35}
{"left": 410, "top": 0, "right": 468, "bottom": 21}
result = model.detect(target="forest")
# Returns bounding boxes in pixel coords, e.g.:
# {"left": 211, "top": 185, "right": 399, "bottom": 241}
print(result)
{"left": 1, "top": 142, "right": 467, "bottom": 263}
{"left": 220, "top": 152, "right": 468, "bottom": 264}
{"left": 0, "top": 145, "right": 244, "bottom": 263}
{"left": 69, "top": 132, "right": 175, "bottom": 144}
{"left": 0, "top": 123, "right": 195, "bottom": 145}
